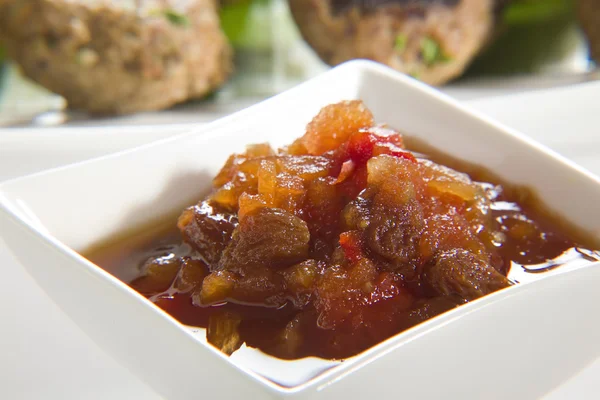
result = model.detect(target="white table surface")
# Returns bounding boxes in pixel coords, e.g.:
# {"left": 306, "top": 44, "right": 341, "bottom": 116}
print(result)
{"left": 1, "top": 83, "right": 600, "bottom": 399}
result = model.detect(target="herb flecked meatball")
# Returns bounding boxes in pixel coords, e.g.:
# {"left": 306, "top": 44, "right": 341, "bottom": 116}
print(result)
{"left": 288, "top": 0, "right": 507, "bottom": 85}
{"left": 0, "top": 0, "right": 232, "bottom": 114}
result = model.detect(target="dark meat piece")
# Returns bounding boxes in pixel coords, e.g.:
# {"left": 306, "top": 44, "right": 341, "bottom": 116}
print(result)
{"left": 218, "top": 207, "right": 310, "bottom": 272}
{"left": 366, "top": 199, "right": 424, "bottom": 270}
{"left": 344, "top": 194, "right": 424, "bottom": 277}
{"left": 423, "top": 249, "right": 510, "bottom": 300}
{"left": 289, "top": 0, "right": 502, "bottom": 85}
{"left": 195, "top": 266, "right": 287, "bottom": 306}
{"left": 193, "top": 207, "right": 311, "bottom": 307}
{"left": 177, "top": 201, "right": 238, "bottom": 268}
{"left": 343, "top": 155, "right": 425, "bottom": 277}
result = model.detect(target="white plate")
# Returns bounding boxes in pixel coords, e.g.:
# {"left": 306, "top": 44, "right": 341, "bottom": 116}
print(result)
{"left": 1, "top": 68, "right": 600, "bottom": 399}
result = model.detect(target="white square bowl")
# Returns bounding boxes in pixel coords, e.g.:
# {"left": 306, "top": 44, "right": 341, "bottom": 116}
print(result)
{"left": 2, "top": 60, "right": 600, "bottom": 400}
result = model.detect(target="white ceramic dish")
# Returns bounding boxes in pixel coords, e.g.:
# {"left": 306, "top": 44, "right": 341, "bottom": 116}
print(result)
{"left": 2, "top": 83, "right": 600, "bottom": 400}
{"left": 0, "top": 124, "right": 194, "bottom": 182}
{"left": 1, "top": 60, "right": 600, "bottom": 399}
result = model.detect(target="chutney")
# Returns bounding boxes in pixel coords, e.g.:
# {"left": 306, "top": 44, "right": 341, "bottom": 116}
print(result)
{"left": 87, "top": 101, "right": 600, "bottom": 360}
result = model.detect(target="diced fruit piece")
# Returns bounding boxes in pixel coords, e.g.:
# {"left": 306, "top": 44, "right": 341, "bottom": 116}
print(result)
{"left": 428, "top": 180, "right": 478, "bottom": 202}
{"left": 237, "top": 193, "right": 268, "bottom": 219}
{"left": 419, "top": 213, "right": 489, "bottom": 263}
{"left": 211, "top": 183, "right": 240, "bottom": 210}
{"left": 302, "top": 101, "right": 374, "bottom": 155}
{"left": 315, "top": 258, "right": 413, "bottom": 335}
{"left": 258, "top": 159, "right": 277, "bottom": 205}
{"left": 196, "top": 267, "right": 287, "bottom": 307}
{"left": 276, "top": 155, "right": 332, "bottom": 180}
{"left": 286, "top": 261, "right": 318, "bottom": 290}
{"left": 173, "top": 258, "right": 209, "bottom": 293}
{"left": 213, "top": 154, "right": 245, "bottom": 188}
{"left": 130, "top": 255, "right": 181, "bottom": 295}
{"left": 274, "top": 173, "right": 305, "bottom": 214}
{"left": 284, "top": 260, "right": 318, "bottom": 295}
{"left": 284, "top": 138, "right": 309, "bottom": 155}
{"left": 194, "top": 270, "right": 236, "bottom": 305}
{"left": 246, "top": 143, "right": 275, "bottom": 158}
{"left": 348, "top": 130, "right": 376, "bottom": 165}
{"left": 207, "top": 311, "right": 243, "bottom": 355}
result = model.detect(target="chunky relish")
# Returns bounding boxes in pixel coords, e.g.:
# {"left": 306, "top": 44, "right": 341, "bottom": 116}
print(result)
{"left": 88, "top": 101, "right": 599, "bottom": 360}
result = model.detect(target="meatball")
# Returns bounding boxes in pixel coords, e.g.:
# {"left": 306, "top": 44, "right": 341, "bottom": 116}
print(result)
{"left": 0, "top": 0, "right": 232, "bottom": 114}
{"left": 423, "top": 249, "right": 511, "bottom": 300}
{"left": 577, "top": 0, "right": 600, "bottom": 62}
{"left": 288, "top": 0, "right": 502, "bottom": 85}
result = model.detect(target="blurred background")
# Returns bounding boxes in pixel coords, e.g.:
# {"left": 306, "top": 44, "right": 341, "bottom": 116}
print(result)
{"left": 0, "top": 0, "right": 597, "bottom": 127}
